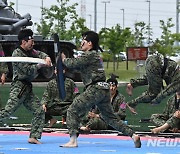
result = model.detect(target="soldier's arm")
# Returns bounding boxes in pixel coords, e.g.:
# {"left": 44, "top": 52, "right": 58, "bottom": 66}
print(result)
{"left": 151, "top": 80, "right": 179, "bottom": 104}
{"left": 129, "top": 75, "right": 148, "bottom": 88}
{"left": 114, "top": 96, "right": 126, "bottom": 119}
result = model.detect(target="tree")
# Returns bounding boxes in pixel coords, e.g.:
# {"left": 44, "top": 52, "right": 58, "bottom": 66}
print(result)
{"left": 150, "top": 18, "right": 180, "bottom": 56}
{"left": 35, "top": 0, "right": 88, "bottom": 43}
{"left": 133, "top": 21, "right": 152, "bottom": 47}
{"left": 99, "top": 24, "right": 133, "bottom": 71}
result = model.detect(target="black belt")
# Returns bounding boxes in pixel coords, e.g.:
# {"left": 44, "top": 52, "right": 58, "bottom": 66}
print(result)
{"left": 85, "top": 80, "right": 106, "bottom": 89}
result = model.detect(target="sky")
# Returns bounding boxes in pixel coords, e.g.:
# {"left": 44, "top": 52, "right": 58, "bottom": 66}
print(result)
{"left": 7, "top": 0, "right": 179, "bottom": 40}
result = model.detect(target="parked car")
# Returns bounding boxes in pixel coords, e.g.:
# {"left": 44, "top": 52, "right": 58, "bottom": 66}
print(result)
{"left": 115, "top": 52, "right": 127, "bottom": 61}
{"left": 168, "top": 52, "right": 180, "bottom": 63}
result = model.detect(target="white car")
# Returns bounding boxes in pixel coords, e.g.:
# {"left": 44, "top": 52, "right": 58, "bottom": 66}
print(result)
{"left": 168, "top": 53, "right": 180, "bottom": 63}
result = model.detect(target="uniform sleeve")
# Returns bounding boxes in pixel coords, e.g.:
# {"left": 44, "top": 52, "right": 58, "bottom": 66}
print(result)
{"left": 64, "top": 78, "right": 79, "bottom": 102}
{"left": 130, "top": 75, "right": 148, "bottom": 88}
{"left": 151, "top": 80, "right": 179, "bottom": 104}
{"left": 12, "top": 49, "right": 48, "bottom": 81}
{"left": 114, "top": 95, "right": 126, "bottom": 119}
{"left": 41, "top": 81, "right": 53, "bottom": 106}
{"left": 63, "top": 52, "right": 91, "bottom": 70}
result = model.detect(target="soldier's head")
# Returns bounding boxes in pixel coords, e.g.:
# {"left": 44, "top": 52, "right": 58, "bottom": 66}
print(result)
{"left": 18, "top": 29, "right": 34, "bottom": 51}
{"left": 107, "top": 74, "right": 119, "bottom": 95}
{"left": 81, "top": 31, "right": 99, "bottom": 51}
{"left": 176, "top": 91, "right": 180, "bottom": 96}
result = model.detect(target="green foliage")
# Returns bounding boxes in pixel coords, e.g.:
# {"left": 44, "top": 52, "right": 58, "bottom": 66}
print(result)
{"left": 35, "top": 0, "right": 88, "bottom": 43}
{"left": 150, "top": 18, "right": 180, "bottom": 56}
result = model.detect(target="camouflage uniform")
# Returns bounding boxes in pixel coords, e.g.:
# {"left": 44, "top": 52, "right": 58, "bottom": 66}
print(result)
{"left": 0, "top": 44, "right": 8, "bottom": 109}
{"left": 0, "top": 47, "right": 48, "bottom": 139}
{"left": 41, "top": 78, "right": 79, "bottom": 123}
{"left": 151, "top": 94, "right": 180, "bottom": 129}
{"left": 63, "top": 50, "right": 134, "bottom": 137}
{"left": 128, "top": 54, "right": 180, "bottom": 108}
{"left": 86, "top": 91, "right": 127, "bottom": 130}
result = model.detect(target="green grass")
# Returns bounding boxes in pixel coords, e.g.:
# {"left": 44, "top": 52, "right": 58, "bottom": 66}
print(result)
{"left": 104, "top": 61, "right": 144, "bottom": 82}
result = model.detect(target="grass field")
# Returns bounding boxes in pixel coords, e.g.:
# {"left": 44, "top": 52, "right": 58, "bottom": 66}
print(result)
{"left": 104, "top": 61, "right": 145, "bottom": 82}
{"left": 0, "top": 83, "right": 169, "bottom": 132}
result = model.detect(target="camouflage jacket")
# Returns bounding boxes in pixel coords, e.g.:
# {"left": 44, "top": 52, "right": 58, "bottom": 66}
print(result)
{"left": 130, "top": 75, "right": 148, "bottom": 88}
{"left": 0, "top": 45, "right": 8, "bottom": 74}
{"left": 63, "top": 50, "right": 106, "bottom": 87}
{"left": 111, "top": 91, "right": 127, "bottom": 119}
{"left": 162, "top": 94, "right": 179, "bottom": 119}
{"left": 41, "top": 78, "right": 79, "bottom": 108}
{"left": 12, "top": 47, "right": 48, "bottom": 82}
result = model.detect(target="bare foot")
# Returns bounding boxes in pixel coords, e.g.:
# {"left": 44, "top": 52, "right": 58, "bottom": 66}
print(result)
{"left": 151, "top": 128, "right": 161, "bottom": 134}
{"left": 28, "top": 138, "right": 42, "bottom": 144}
{"left": 80, "top": 126, "right": 91, "bottom": 131}
{"left": 48, "top": 118, "right": 57, "bottom": 127}
{"left": 60, "top": 141, "right": 78, "bottom": 148}
{"left": 132, "top": 134, "right": 141, "bottom": 148}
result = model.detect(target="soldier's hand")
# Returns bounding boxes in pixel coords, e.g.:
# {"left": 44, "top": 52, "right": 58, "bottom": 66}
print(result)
{"left": 42, "top": 104, "right": 47, "bottom": 112}
{"left": 174, "top": 110, "right": 180, "bottom": 119}
{"left": 44, "top": 57, "right": 52, "bottom": 66}
{"left": 169, "top": 128, "right": 179, "bottom": 133}
{"left": 61, "top": 53, "right": 66, "bottom": 62}
{"left": 1, "top": 73, "right": 6, "bottom": 85}
{"left": 126, "top": 83, "right": 133, "bottom": 96}
{"left": 88, "top": 112, "right": 100, "bottom": 118}
{"left": 127, "top": 104, "right": 137, "bottom": 115}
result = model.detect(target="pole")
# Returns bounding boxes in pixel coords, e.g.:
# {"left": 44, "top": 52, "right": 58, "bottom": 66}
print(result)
{"left": 176, "top": 0, "right": 179, "bottom": 46}
{"left": 41, "top": 0, "right": 44, "bottom": 21}
{"left": 88, "top": 14, "right": 92, "bottom": 29}
{"left": 146, "top": 0, "right": 151, "bottom": 45}
{"left": 102, "top": 1, "right": 110, "bottom": 28}
{"left": 94, "top": 0, "right": 97, "bottom": 32}
{"left": 16, "top": 0, "right": 18, "bottom": 12}
{"left": 120, "top": 9, "right": 125, "bottom": 29}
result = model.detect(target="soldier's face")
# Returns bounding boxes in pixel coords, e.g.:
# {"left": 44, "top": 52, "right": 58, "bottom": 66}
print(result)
{"left": 110, "top": 84, "right": 117, "bottom": 95}
{"left": 81, "top": 37, "right": 92, "bottom": 51}
{"left": 22, "top": 39, "right": 34, "bottom": 51}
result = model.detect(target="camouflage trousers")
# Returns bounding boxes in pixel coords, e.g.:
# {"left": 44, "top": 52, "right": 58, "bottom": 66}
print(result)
{"left": 86, "top": 117, "right": 108, "bottom": 130}
{"left": 151, "top": 114, "right": 180, "bottom": 129}
{"left": 66, "top": 84, "right": 134, "bottom": 137}
{"left": 0, "top": 81, "right": 45, "bottom": 139}
{"left": 45, "top": 104, "right": 70, "bottom": 123}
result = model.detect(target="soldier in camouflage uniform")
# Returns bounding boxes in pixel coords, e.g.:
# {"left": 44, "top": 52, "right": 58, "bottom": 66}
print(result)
{"left": 42, "top": 76, "right": 79, "bottom": 127}
{"left": 80, "top": 75, "right": 127, "bottom": 131}
{"left": 0, "top": 44, "right": 8, "bottom": 109}
{"left": 150, "top": 91, "right": 180, "bottom": 133}
{"left": 126, "top": 54, "right": 180, "bottom": 113}
{"left": 60, "top": 31, "right": 141, "bottom": 148}
{"left": 0, "top": 29, "right": 52, "bottom": 144}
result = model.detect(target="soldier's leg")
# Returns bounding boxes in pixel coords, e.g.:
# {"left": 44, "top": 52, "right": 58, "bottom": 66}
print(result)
{"left": 150, "top": 114, "right": 167, "bottom": 127}
{"left": 23, "top": 93, "right": 45, "bottom": 143}
{"left": 0, "top": 83, "right": 23, "bottom": 119}
{"left": 166, "top": 117, "right": 180, "bottom": 130}
{"left": 127, "top": 91, "right": 157, "bottom": 108}
{"left": 88, "top": 117, "right": 108, "bottom": 130}
{"left": 97, "top": 95, "right": 141, "bottom": 148}
{"left": 152, "top": 80, "right": 180, "bottom": 104}
{"left": 61, "top": 86, "right": 107, "bottom": 147}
